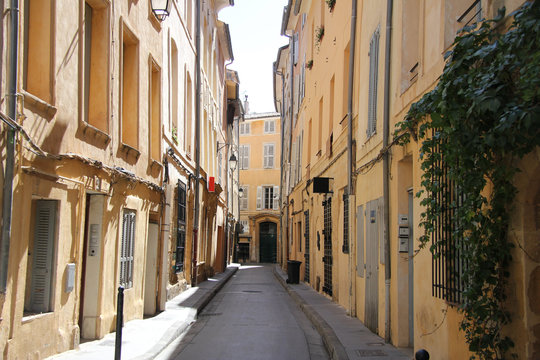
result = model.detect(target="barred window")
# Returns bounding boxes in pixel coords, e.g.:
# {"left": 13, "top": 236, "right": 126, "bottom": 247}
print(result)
{"left": 120, "top": 209, "right": 136, "bottom": 288}
{"left": 342, "top": 192, "right": 349, "bottom": 253}
{"left": 431, "top": 132, "right": 467, "bottom": 304}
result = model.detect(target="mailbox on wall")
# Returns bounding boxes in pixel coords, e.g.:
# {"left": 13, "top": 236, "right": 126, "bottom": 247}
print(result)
{"left": 398, "top": 214, "right": 409, "bottom": 253}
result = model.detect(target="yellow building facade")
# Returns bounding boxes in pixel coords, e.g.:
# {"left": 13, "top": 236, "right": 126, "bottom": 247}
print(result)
{"left": 275, "top": 0, "right": 539, "bottom": 359}
{"left": 238, "top": 111, "right": 281, "bottom": 263}
{"left": 0, "top": 0, "right": 240, "bottom": 358}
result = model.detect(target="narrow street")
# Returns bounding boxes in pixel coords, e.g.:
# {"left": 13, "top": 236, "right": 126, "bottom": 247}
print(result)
{"left": 156, "top": 264, "right": 329, "bottom": 360}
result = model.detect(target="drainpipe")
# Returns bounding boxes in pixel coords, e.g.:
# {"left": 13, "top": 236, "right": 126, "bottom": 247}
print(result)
{"left": 347, "top": 0, "right": 358, "bottom": 317}
{"left": 192, "top": 0, "right": 201, "bottom": 286}
{"left": 286, "top": 33, "right": 293, "bottom": 264}
{"left": 1, "top": 0, "right": 19, "bottom": 292}
{"left": 383, "top": 0, "right": 394, "bottom": 343}
{"left": 275, "top": 68, "right": 285, "bottom": 267}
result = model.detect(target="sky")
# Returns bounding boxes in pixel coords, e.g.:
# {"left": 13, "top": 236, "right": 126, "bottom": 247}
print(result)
{"left": 220, "top": 0, "right": 289, "bottom": 114}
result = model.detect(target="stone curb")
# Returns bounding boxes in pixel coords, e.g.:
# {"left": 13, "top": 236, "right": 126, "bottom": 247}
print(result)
{"left": 138, "top": 265, "right": 239, "bottom": 360}
{"left": 273, "top": 265, "right": 349, "bottom": 360}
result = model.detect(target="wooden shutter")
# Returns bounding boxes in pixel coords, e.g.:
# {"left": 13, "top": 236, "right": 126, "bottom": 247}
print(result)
{"left": 263, "top": 144, "right": 269, "bottom": 168}
{"left": 273, "top": 186, "right": 280, "bottom": 210}
{"left": 256, "top": 186, "right": 262, "bottom": 210}
{"left": 367, "top": 29, "right": 380, "bottom": 137}
{"left": 268, "top": 144, "right": 274, "bottom": 168}
{"left": 30, "top": 200, "right": 57, "bottom": 313}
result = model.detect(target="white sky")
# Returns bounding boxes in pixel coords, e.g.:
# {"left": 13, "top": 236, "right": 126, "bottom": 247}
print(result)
{"left": 220, "top": 0, "right": 289, "bottom": 114}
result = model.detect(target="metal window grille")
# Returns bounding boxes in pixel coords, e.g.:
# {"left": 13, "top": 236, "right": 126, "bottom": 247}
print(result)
{"left": 322, "top": 197, "right": 333, "bottom": 296}
{"left": 120, "top": 209, "right": 136, "bottom": 288}
{"left": 175, "top": 181, "right": 187, "bottom": 273}
{"left": 431, "top": 130, "right": 467, "bottom": 304}
{"left": 458, "top": 0, "right": 482, "bottom": 27}
{"left": 342, "top": 192, "right": 349, "bottom": 253}
{"left": 304, "top": 210, "right": 310, "bottom": 283}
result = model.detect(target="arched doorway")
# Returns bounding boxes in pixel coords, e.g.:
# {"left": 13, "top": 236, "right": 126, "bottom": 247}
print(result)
{"left": 259, "top": 222, "right": 277, "bottom": 263}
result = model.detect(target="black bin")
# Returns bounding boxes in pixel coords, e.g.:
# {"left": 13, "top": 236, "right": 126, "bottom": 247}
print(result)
{"left": 286, "top": 260, "right": 302, "bottom": 284}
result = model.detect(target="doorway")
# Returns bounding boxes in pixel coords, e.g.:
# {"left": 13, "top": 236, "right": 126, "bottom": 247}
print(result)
{"left": 259, "top": 222, "right": 277, "bottom": 263}
{"left": 144, "top": 221, "right": 159, "bottom": 315}
{"left": 365, "top": 198, "right": 380, "bottom": 333}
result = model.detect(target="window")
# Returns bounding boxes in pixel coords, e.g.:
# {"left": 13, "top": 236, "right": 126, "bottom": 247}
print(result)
{"left": 240, "top": 220, "right": 249, "bottom": 234}
{"left": 401, "top": 0, "right": 420, "bottom": 92}
{"left": 239, "top": 145, "right": 250, "bottom": 170}
{"left": 240, "top": 186, "right": 249, "bottom": 210}
{"left": 149, "top": 58, "right": 161, "bottom": 162}
{"left": 23, "top": 0, "right": 54, "bottom": 103}
{"left": 171, "top": 40, "right": 179, "bottom": 143}
{"left": 25, "top": 200, "right": 58, "bottom": 314}
{"left": 120, "top": 209, "right": 136, "bottom": 288}
{"left": 431, "top": 130, "right": 467, "bottom": 304}
{"left": 239, "top": 123, "right": 250, "bottom": 135}
{"left": 367, "top": 28, "right": 380, "bottom": 138}
{"left": 185, "top": 72, "right": 193, "bottom": 154}
{"left": 445, "top": 0, "right": 482, "bottom": 49}
{"left": 264, "top": 187, "right": 273, "bottom": 209}
{"left": 175, "top": 181, "right": 187, "bottom": 273}
{"left": 342, "top": 192, "right": 349, "bottom": 253}
{"left": 263, "top": 143, "right": 275, "bottom": 169}
{"left": 83, "top": 0, "right": 110, "bottom": 132}
{"left": 217, "top": 152, "right": 222, "bottom": 185}
{"left": 121, "top": 23, "right": 139, "bottom": 149}
{"left": 257, "top": 186, "right": 279, "bottom": 210}
{"left": 264, "top": 120, "right": 276, "bottom": 134}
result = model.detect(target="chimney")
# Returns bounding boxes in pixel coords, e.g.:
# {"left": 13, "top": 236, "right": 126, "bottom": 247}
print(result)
{"left": 243, "top": 95, "right": 250, "bottom": 114}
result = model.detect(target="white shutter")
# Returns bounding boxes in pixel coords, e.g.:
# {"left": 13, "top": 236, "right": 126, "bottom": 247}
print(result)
{"left": 268, "top": 144, "right": 274, "bottom": 168}
{"left": 256, "top": 186, "right": 262, "bottom": 210}
{"left": 241, "top": 187, "right": 248, "bottom": 210}
{"left": 263, "top": 144, "right": 269, "bottom": 168}
{"left": 30, "top": 200, "right": 57, "bottom": 313}
{"left": 273, "top": 186, "right": 280, "bottom": 210}
{"left": 270, "top": 121, "right": 275, "bottom": 133}
{"left": 367, "top": 29, "right": 380, "bottom": 137}
{"left": 293, "top": 33, "right": 299, "bottom": 65}
{"left": 245, "top": 145, "right": 250, "bottom": 169}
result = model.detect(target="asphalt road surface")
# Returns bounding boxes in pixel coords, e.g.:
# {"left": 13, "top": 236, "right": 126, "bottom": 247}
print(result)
{"left": 155, "top": 264, "right": 329, "bottom": 360}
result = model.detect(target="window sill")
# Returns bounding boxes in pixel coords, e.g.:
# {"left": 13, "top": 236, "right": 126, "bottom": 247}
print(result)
{"left": 82, "top": 121, "right": 111, "bottom": 145}
{"left": 22, "top": 311, "right": 54, "bottom": 324}
{"left": 22, "top": 91, "right": 57, "bottom": 120}
{"left": 120, "top": 143, "right": 141, "bottom": 160}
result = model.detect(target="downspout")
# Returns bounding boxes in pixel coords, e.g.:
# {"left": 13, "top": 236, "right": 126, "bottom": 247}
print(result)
{"left": 347, "top": 0, "right": 358, "bottom": 316}
{"left": 383, "top": 0, "right": 394, "bottom": 343}
{"left": 286, "top": 33, "right": 293, "bottom": 264}
{"left": 1, "top": 0, "right": 19, "bottom": 292}
{"left": 275, "top": 69, "right": 285, "bottom": 267}
{"left": 192, "top": 0, "right": 201, "bottom": 286}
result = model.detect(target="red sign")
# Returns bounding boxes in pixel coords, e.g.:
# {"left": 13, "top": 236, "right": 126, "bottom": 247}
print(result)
{"left": 209, "top": 176, "right": 215, "bottom": 192}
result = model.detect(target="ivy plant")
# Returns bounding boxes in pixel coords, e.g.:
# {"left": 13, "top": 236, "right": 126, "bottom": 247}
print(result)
{"left": 326, "top": 0, "right": 336, "bottom": 12}
{"left": 394, "top": 2, "right": 540, "bottom": 359}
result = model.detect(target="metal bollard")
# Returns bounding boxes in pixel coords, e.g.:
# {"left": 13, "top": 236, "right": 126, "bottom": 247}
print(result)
{"left": 415, "top": 349, "right": 430, "bottom": 360}
{"left": 115, "top": 286, "right": 124, "bottom": 360}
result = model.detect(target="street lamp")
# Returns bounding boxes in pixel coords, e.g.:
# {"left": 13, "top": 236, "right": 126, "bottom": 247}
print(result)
{"left": 151, "top": 0, "right": 172, "bottom": 21}
{"left": 229, "top": 153, "right": 237, "bottom": 171}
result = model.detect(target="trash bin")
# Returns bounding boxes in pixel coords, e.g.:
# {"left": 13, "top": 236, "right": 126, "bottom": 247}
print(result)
{"left": 286, "top": 260, "right": 302, "bottom": 284}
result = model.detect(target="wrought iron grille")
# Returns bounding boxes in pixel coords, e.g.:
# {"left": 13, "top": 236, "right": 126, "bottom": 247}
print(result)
{"left": 175, "top": 181, "right": 187, "bottom": 273}
{"left": 431, "top": 130, "right": 467, "bottom": 304}
{"left": 342, "top": 192, "right": 349, "bottom": 253}
{"left": 304, "top": 210, "right": 310, "bottom": 283}
{"left": 323, "top": 197, "right": 333, "bottom": 296}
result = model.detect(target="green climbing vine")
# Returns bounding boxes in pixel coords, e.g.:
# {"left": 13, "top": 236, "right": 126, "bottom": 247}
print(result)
{"left": 394, "top": 2, "right": 540, "bottom": 359}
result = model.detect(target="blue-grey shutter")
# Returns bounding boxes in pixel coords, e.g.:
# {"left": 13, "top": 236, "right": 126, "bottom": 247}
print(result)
{"left": 30, "top": 200, "right": 57, "bottom": 313}
{"left": 367, "top": 29, "right": 380, "bottom": 137}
